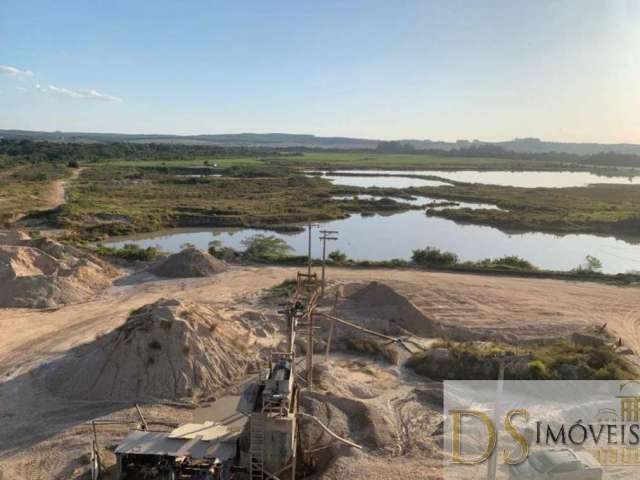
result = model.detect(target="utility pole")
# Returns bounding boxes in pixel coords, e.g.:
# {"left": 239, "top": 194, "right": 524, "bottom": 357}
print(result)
{"left": 319, "top": 230, "right": 338, "bottom": 297}
{"left": 306, "top": 223, "right": 319, "bottom": 276}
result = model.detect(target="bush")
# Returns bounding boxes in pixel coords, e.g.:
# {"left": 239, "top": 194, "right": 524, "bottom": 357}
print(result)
{"left": 345, "top": 338, "right": 399, "bottom": 364}
{"left": 528, "top": 360, "right": 548, "bottom": 379}
{"left": 328, "top": 250, "right": 348, "bottom": 263}
{"left": 478, "top": 255, "right": 537, "bottom": 270}
{"left": 241, "top": 234, "right": 292, "bottom": 261}
{"left": 67, "top": 160, "right": 80, "bottom": 168}
{"left": 266, "top": 279, "right": 298, "bottom": 299}
{"left": 96, "top": 243, "right": 161, "bottom": 262}
{"left": 411, "top": 247, "right": 458, "bottom": 267}
{"left": 208, "top": 240, "right": 223, "bottom": 257}
{"left": 575, "top": 255, "right": 603, "bottom": 273}
{"left": 407, "top": 339, "right": 636, "bottom": 381}
{"left": 208, "top": 240, "right": 238, "bottom": 260}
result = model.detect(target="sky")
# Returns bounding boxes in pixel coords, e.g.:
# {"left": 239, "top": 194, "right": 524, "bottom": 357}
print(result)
{"left": 1, "top": 0, "right": 639, "bottom": 143}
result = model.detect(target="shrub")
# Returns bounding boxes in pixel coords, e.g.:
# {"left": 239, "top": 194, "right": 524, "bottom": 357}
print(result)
{"left": 528, "top": 360, "right": 548, "bottom": 379}
{"left": 328, "top": 250, "right": 348, "bottom": 263}
{"left": 572, "top": 255, "right": 604, "bottom": 275}
{"left": 345, "top": 338, "right": 399, "bottom": 364}
{"left": 208, "top": 239, "right": 223, "bottom": 257}
{"left": 241, "top": 234, "right": 292, "bottom": 261}
{"left": 411, "top": 247, "right": 458, "bottom": 267}
{"left": 478, "top": 255, "right": 537, "bottom": 270}
{"left": 207, "top": 240, "right": 239, "bottom": 261}
{"left": 576, "top": 255, "right": 603, "bottom": 273}
{"left": 96, "top": 243, "right": 161, "bottom": 262}
{"left": 407, "top": 339, "right": 636, "bottom": 381}
{"left": 266, "top": 279, "right": 297, "bottom": 298}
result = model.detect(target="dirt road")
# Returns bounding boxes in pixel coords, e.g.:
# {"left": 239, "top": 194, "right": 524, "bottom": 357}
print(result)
{"left": 40, "top": 167, "right": 83, "bottom": 211}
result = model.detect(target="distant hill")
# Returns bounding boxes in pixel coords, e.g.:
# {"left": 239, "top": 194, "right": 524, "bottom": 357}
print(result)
{"left": 1, "top": 129, "right": 639, "bottom": 155}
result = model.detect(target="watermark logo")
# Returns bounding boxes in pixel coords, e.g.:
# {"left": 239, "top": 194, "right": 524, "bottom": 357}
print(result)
{"left": 444, "top": 380, "right": 640, "bottom": 479}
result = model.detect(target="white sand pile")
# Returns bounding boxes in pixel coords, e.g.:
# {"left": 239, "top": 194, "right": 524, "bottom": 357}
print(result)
{"left": 345, "top": 282, "right": 445, "bottom": 338}
{"left": 0, "top": 234, "right": 116, "bottom": 308}
{"left": 43, "top": 298, "right": 256, "bottom": 401}
{"left": 150, "top": 247, "right": 227, "bottom": 278}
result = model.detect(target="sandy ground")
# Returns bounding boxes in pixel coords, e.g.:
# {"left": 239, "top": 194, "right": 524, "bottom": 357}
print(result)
{"left": 1, "top": 266, "right": 639, "bottom": 479}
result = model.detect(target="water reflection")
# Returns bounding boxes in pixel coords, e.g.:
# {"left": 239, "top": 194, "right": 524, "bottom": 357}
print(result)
{"left": 324, "top": 170, "right": 640, "bottom": 188}
{"left": 106, "top": 211, "right": 640, "bottom": 274}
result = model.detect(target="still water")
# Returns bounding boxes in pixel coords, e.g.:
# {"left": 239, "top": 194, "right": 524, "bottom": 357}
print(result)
{"left": 326, "top": 170, "right": 640, "bottom": 188}
{"left": 106, "top": 211, "right": 640, "bottom": 274}
{"left": 323, "top": 174, "right": 450, "bottom": 188}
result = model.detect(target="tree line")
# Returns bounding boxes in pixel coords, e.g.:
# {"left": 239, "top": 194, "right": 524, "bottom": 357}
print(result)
{"left": 0, "top": 139, "right": 286, "bottom": 165}
{"left": 376, "top": 140, "right": 640, "bottom": 168}
{"left": 2, "top": 138, "right": 640, "bottom": 168}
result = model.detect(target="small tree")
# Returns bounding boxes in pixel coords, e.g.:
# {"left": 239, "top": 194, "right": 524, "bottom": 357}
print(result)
{"left": 579, "top": 255, "right": 603, "bottom": 273}
{"left": 328, "top": 250, "right": 348, "bottom": 263}
{"left": 585, "top": 255, "right": 603, "bottom": 272}
{"left": 241, "top": 234, "right": 292, "bottom": 261}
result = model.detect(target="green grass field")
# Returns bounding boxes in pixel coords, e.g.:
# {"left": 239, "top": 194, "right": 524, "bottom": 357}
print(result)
{"left": 100, "top": 156, "right": 265, "bottom": 168}
{"left": 269, "top": 152, "right": 539, "bottom": 170}
{"left": 101, "top": 152, "right": 573, "bottom": 171}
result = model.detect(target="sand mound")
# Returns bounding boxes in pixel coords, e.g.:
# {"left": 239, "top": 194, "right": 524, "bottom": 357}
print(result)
{"left": 0, "top": 246, "right": 60, "bottom": 279}
{"left": 0, "top": 236, "right": 116, "bottom": 308}
{"left": 346, "top": 282, "right": 444, "bottom": 338}
{"left": 0, "top": 229, "right": 30, "bottom": 245}
{"left": 42, "top": 298, "right": 256, "bottom": 401}
{"left": 150, "top": 247, "right": 227, "bottom": 278}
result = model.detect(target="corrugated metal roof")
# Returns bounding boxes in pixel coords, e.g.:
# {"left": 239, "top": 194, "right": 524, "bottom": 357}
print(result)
{"left": 169, "top": 421, "right": 233, "bottom": 441}
{"left": 115, "top": 387, "right": 255, "bottom": 459}
{"left": 115, "top": 430, "right": 236, "bottom": 460}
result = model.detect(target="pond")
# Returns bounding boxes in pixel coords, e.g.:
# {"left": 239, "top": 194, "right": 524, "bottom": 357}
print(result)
{"left": 324, "top": 170, "right": 640, "bottom": 188}
{"left": 105, "top": 211, "right": 640, "bottom": 274}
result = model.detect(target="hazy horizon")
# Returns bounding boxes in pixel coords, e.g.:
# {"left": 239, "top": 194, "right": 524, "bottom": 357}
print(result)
{"left": 1, "top": 0, "right": 639, "bottom": 144}
{"left": 5, "top": 127, "right": 640, "bottom": 147}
